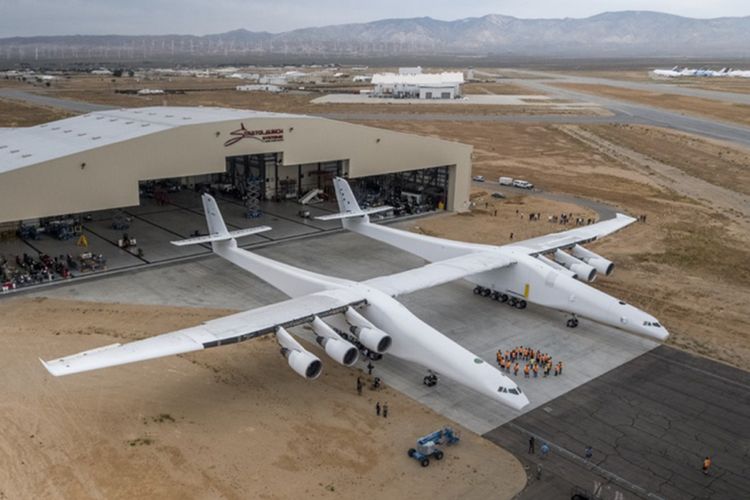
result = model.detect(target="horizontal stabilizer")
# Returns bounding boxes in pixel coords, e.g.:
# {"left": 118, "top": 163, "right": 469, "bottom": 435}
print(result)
{"left": 315, "top": 206, "right": 393, "bottom": 221}
{"left": 171, "top": 226, "right": 272, "bottom": 246}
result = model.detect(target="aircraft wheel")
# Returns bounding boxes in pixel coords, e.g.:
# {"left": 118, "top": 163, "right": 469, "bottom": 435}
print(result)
{"left": 508, "top": 297, "right": 517, "bottom": 307}
{"left": 500, "top": 294, "right": 509, "bottom": 303}
{"left": 566, "top": 318, "right": 579, "bottom": 328}
{"left": 491, "top": 291, "right": 500, "bottom": 301}
{"left": 519, "top": 300, "right": 527, "bottom": 309}
{"left": 473, "top": 286, "right": 483, "bottom": 295}
{"left": 481, "top": 288, "right": 492, "bottom": 297}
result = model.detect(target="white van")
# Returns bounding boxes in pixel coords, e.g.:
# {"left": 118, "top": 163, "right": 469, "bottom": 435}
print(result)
{"left": 498, "top": 176, "right": 513, "bottom": 186}
{"left": 512, "top": 179, "right": 534, "bottom": 189}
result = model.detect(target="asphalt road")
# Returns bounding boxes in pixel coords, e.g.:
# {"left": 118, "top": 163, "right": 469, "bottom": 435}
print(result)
{"left": 511, "top": 78, "right": 750, "bottom": 150}
{"left": 485, "top": 345, "right": 750, "bottom": 500}
{"left": 0, "top": 88, "right": 113, "bottom": 113}
{"left": 512, "top": 69, "right": 750, "bottom": 106}
{"left": 4, "top": 83, "right": 750, "bottom": 149}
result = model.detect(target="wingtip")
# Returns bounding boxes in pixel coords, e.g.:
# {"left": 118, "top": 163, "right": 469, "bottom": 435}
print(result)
{"left": 39, "top": 357, "right": 58, "bottom": 376}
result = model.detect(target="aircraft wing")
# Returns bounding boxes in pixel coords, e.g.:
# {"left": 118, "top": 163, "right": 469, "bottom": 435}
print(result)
{"left": 41, "top": 291, "right": 366, "bottom": 377}
{"left": 509, "top": 213, "right": 637, "bottom": 255}
{"left": 364, "top": 251, "right": 515, "bottom": 297}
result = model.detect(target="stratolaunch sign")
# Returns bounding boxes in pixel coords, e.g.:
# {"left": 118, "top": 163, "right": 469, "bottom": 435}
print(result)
{"left": 224, "top": 123, "right": 284, "bottom": 147}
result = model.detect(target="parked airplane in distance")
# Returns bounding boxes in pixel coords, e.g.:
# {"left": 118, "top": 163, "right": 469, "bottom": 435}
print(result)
{"left": 41, "top": 194, "right": 529, "bottom": 410}
{"left": 320, "top": 178, "right": 669, "bottom": 341}
{"left": 651, "top": 66, "right": 750, "bottom": 78}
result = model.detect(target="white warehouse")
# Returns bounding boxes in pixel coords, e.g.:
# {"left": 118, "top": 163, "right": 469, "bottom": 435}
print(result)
{"left": 370, "top": 71, "right": 464, "bottom": 99}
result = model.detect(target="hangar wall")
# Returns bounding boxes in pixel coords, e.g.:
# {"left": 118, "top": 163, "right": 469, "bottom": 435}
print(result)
{"left": 0, "top": 113, "right": 472, "bottom": 223}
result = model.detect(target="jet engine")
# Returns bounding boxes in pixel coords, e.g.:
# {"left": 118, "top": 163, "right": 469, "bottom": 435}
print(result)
{"left": 553, "top": 249, "right": 597, "bottom": 282}
{"left": 276, "top": 326, "right": 323, "bottom": 379}
{"left": 537, "top": 255, "right": 577, "bottom": 279}
{"left": 311, "top": 316, "right": 359, "bottom": 367}
{"left": 571, "top": 245, "right": 614, "bottom": 276}
{"left": 344, "top": 308, "right": 392, "bottom": 354}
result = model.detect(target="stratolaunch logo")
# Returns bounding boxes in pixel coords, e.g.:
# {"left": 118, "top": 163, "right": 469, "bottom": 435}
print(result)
{"left": 224, "top": 123, "right": 284, "bottom": 146}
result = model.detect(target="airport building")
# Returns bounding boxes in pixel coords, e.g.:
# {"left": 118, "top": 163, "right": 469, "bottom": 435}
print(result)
{"left": 370, "top": 72, "right": 465, "bottom": 99}
{"left": 0, "top": 106, "right": 473, "bottom": 227}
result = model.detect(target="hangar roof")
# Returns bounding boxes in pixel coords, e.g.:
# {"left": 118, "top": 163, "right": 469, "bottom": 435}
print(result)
{"left": 0, "top": 106, "right": 306, "bottom": 174}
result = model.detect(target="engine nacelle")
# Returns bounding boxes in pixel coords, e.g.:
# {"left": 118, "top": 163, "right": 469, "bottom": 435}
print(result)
{"left": 276, "top": 326, "right": 323, "bottom": 379}
{"left": 286, "top": 349, "right": 323, "bottom": 380}
{"left": 572, "top": 244, "right": 614, "bottom": 276}
{"left": 537, "top": 255, "right": 577, "bottom": 279}
{"left": 553, "top": 249, "right": 597, "bottom": 282}
{"left": 311, "top": 316, "right": 359, "bottom": 366}
{"left": 350, "top": 325, "right": 392, "bottom": 354}
{"left": 318, "top": 337, "right": 359, "bottom": 367}
{"left": 344, "top": 308, "right": 393, "bottom": 354}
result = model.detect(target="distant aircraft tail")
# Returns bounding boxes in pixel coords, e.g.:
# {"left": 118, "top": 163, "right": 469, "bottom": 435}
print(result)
{"left": 170, "top": 194, "right": 271, "bottom": 248}
{"left": 315, "top": 177, "right": 392, "bottom": 223}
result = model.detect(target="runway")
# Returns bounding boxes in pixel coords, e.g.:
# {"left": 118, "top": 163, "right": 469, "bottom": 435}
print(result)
{"left": 485, "top": 345, "right": 750, "bottom": 499}
{"left": 3, "top": 77, "right": 750, "bottom": 150}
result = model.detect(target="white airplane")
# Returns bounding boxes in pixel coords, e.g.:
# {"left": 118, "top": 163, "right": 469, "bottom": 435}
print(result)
{"left": 41, "top": 194, "right": 529, "bottom": 410}
{"left": 319, "top": 178, "right": 669, "bottom": 341}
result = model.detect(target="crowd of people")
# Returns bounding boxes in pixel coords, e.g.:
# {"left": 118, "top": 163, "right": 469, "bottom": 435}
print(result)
{"left": 496, "top": 345, "right": 564, "bottom": 378}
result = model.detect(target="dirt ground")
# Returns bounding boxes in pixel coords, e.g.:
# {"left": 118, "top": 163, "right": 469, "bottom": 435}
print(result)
{"left": 0, "top": 75, "right": 602, "bottom": 120}
{"left": 0, "top": 297, "right": 526, "bottom": 500}
{"left": 412, "top": 193, "right": 598, "bottom": 245}
{"left": 0, "top": 98, "right": 73, "bottom": 126}
{"left": 555, "top": 82, "right": 750, "bottom": 126}
{"left": 360, "top": 119, "right": 750, "bottom": 372}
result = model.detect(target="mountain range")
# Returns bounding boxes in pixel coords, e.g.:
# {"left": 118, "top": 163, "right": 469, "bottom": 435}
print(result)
{"left": 1, "top": 11, "right": 749, "bottom": 63}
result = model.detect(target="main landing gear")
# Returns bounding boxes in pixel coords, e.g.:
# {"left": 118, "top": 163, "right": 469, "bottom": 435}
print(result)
{"left": 474, "top": 286, "right": 526, "bottom": 309}
{"left": 566, "top": 314, "right": 579, "bottom": 328}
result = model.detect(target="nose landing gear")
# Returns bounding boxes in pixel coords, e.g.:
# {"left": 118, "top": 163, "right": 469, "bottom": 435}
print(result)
{"left": 566, "top": 315, "right": 579, "bottom": 328}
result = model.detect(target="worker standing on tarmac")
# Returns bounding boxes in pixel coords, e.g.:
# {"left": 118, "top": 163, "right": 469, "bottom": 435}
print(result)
{"left": 375, "top": 401, "right": 381, "bottom": 416}
{"left": 496, "top": 350, "right": 503, "bottom": 366}
{"left": 524, "top": 364, "right": 530, "bottom": 378}
{"left": 703, "top": 456, "right": 712, "bottom": 475}
{"left": 533, "top": 364, "right": 539, "bottom": 378}
{"left": 514, "top": 363, "right": 520, "bottom": 376}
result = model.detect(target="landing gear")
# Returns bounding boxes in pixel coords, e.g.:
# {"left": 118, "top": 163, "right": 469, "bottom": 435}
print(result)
{"left": 566, "top": 315, "right": 579, "bottom": 328}
{"left": 423, "top": 371, "right": 438, "bottom": 387}
{"left": 474, "top": 287, "right": 523, "bottom": 309}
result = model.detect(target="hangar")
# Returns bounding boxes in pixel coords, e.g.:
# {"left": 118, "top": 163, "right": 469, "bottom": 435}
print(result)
{"left": 0, "top": 106, "right": 472, "bottom": 227}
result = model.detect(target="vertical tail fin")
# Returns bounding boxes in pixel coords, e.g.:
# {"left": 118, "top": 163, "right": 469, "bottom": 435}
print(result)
{"left": 202, "top": 193, "right": 229, "bottom": 236}
{"left": 333, "top": 177, "right": 362, "bottom": 215}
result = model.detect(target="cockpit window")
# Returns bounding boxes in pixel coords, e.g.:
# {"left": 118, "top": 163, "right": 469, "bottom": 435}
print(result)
{"left": 498, "top": 387, "right": 508, "bottom": 393}
{"left": 653, "top": 322, "right": 661, "bottom": 328}
{"left": 508, "top": 388, "right": 519, "bottom": 395}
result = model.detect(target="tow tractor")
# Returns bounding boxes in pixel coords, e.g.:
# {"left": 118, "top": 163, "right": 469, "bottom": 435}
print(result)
{"left": 407, "top": 427, "right": 460, "bottom": 467}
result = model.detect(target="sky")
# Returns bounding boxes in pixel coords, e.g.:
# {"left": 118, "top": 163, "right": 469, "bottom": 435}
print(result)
{"left": 1, "top": 0, "right": 748, "bottom": 37}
